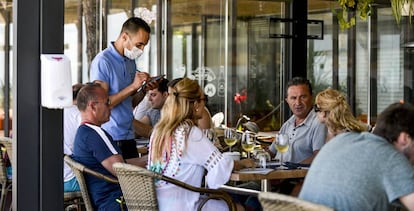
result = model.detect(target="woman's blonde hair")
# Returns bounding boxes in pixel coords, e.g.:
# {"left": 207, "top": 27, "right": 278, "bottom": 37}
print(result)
{"left": 150, "top": 78, "right": 203, "bottom": 161}
{"left": 315, "top": 88, "right": 367, "bottom": 134}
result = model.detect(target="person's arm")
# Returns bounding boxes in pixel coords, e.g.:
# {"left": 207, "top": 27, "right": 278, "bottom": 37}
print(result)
{"left": 94, "top": 72, "right": 149, "bottom": 108}
{"left": 125, "top": 155, "right": 148, "bottom": 168}
{"left": 131, "top": 90, "right": 147, "bottom": 108}
{"left": 263, "top": 144, "right": 276, "bottom": 158}
{"left": 299, "top": 150, "right": 319, "bottom": 164}
{"left": 233, "top": 159, "right": 256, "bottom": 171}
{"left": 133, "top": 118, "right": 153, "bottom": 138}
{"left": 399, "top": 192, "right": 414, "bottom": 210}
{"left": 101, "top": 154, "right": 125, "bottom": 176}
{"left": 300, "top": 120, "right": 327, "bottom": 164}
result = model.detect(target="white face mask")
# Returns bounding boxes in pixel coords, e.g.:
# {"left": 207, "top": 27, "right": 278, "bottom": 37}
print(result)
{"left": 124, "top": 46, "right": 143, "bottom": 60}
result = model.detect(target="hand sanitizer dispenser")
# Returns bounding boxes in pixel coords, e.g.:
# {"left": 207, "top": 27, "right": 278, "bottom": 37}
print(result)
{"left": 41, "top": 54, "right": 72, "bottom": 109}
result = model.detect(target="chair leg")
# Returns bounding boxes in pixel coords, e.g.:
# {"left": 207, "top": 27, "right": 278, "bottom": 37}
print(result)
{"left": 0, "top": 182, "right": 6, "bottom": 211}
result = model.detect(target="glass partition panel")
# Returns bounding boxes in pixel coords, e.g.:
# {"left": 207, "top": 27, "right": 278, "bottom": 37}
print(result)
{"left": 378, "top": 8, "right": 404, "bottom": 112}
{"left": 168, "top": 0, "right": 286, "bottom": 131}
{"left": 355, "top": 19, "right": 369, "bottom": 118}
{"left": 0, "top": 5, "right": 12, "bottom": 135}
{"left": 308, "top": 13, "right": 333, "bottom": 93}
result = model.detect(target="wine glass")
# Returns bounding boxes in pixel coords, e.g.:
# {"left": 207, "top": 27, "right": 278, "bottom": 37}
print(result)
{"left": 275, "top": 133, "right": 289, "bottom": 169}
{"left": 241, "top": 132, "right": 256, "bottom": 159}
{"left": 224, "top": 128, "right": 239, "bottom": 152}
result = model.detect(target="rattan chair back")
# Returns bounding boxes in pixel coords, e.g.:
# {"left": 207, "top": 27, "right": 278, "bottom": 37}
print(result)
{"left": 64, "top": 191, "right": 83, "bottom": 210}
{"left": 64, "top": 155, "right": 119, "bottom": 211}
{"left": 258, "top": 192, "right": 334, "bottom": 211}
{"left": 113, "top": 162, "right": 236, "bottom": 211}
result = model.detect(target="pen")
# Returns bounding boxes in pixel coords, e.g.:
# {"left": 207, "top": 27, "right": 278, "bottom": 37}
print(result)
{"left": 137, "top": 81, "right": 147, "bottom": 93}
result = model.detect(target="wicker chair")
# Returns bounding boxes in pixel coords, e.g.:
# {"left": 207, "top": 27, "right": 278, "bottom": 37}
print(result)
{"left": 258, "top": 192, "right": 334, "bottom": 211}
{"left": 64, "top": 191, "right": 83, "bottom": 211}
{"left": 0, "top": 137, "right": 12, "bottom": 211}
{"left": 64, "top": 155, "right": 120, "bottom": 211}
{"left": 112, "top": 162, "right": 236, "bottom": 211}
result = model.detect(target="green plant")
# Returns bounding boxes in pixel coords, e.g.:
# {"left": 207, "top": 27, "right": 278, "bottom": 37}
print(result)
{"left": 337, "top": 0, "right": 414, "bottom": 29}
{"left": 337, "top": 0, "right": 374, "bottom": 29}
{"left": 391, "top": 0, "right": 414, "bottom": 24}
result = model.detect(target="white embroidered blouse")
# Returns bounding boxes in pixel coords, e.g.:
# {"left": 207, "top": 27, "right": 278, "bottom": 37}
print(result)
{"left": 148, "top": 124, "right": 234, "bottom": 211}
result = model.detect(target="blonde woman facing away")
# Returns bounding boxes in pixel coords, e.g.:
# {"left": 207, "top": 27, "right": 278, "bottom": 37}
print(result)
{"left": 314, "top": 88, "right": 367, "bottom": 140}
{"left": 148, "top": 78, "right": 254, "bottom": 211}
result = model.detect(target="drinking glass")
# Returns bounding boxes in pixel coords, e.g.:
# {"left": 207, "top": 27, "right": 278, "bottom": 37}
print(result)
{"left": 224, "top": 128, "right": 239, "bottom": 152}
{"left": 274, "top": 133, "right": 289, "bottom": 169}
{"left": 241, "top": 132, "right": 256, "bottom": 158}
{"left": 255, "top": 150, "right": 271, "bottom": 169}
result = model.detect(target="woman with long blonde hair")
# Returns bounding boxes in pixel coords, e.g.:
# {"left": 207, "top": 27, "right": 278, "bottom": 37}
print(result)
{"left": 315, "top": 88, "right": 367, "bottom": 140}
{"left": 148, "top": 77, "right": 253, "bottom": 211}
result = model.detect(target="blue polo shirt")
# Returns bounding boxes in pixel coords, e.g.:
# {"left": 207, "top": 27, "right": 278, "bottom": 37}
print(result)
{"left": 90, "top": 42, "right": 136, "bottom": 141}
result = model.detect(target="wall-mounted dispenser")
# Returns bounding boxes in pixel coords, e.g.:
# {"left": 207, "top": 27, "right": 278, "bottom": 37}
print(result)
{"left": 41, "top": 54, "right": 72, "bottom": 109}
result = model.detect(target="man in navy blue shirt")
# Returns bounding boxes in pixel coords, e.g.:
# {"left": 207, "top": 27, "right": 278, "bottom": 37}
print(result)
{"left": 72, "top": 83, "right": 126, "bottom": 210}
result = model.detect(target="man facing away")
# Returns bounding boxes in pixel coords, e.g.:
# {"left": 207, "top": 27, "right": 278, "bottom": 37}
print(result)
{"left": 268, "top": 77, "right": 327, "bottom": 164}
{"left": 71, "top": 83, "right": 125, "bottom": 210}
{"left": 90, "top": 17, "right": 155, "bottom": 159}
{"left": 299, "top": 102, "right": 414, "bottom": 210}
{"left": 133, "top": 78, "right": 169, "bottom": 138}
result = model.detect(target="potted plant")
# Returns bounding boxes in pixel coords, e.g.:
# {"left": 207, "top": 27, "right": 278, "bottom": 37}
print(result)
{"left": 337, "top": 0, "right": 414, "bottom": 29}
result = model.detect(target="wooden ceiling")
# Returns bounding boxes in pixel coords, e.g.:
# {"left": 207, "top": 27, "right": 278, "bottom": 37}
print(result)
{"left": 0, "top": 0, "right": 393, "bottom": 25}
{"left": 63, "top": 0, "right": 342, "bottom": 25}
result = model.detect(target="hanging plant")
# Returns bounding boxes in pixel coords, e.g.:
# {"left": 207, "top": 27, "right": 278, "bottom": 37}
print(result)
{"left": 337, "top": 0, "right": 414, "bottom": 29}
{"left": 336, "top": 0, "right": 374, "bottom": 29}
{"left": 391, "top": 0, "right": 414, "bottom": 24}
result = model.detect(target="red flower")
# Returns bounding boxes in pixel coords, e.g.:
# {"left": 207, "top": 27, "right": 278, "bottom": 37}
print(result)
{"left": 234, "top": 89, "right": 247, "bottom": 104}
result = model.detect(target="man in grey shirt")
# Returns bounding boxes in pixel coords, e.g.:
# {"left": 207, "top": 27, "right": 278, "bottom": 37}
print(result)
{"left": 299, "top": 103, "right": 414, "bottom": 210}
{"left": 269, "top": 77, "right": 327, "bottom": 164}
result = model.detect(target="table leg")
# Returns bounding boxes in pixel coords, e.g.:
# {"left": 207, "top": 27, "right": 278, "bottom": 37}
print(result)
{"left": 261, "top": 179, "right": 269, "bottom": 192}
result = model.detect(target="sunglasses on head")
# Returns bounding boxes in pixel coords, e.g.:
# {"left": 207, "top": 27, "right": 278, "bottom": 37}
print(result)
{"left": 313, "top": 104, "right": 321, "bottom": 113}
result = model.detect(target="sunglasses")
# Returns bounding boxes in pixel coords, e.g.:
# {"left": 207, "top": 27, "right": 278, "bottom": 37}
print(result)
{"left": 94, "top": 98, "right": 111, "bottom": 106}
{"left": 313, "top": 104, "right": 321, "bottom": 113}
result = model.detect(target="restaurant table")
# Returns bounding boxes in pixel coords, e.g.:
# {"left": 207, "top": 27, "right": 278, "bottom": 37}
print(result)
{"left": 230, "top": 168, "right": 308, "bottom": 192}
{"left": 136, "top": 138, "right": 149, "bottom": 157}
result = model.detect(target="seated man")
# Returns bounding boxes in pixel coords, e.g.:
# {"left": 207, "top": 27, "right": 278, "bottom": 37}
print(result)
{"left": 299, "top": 102, "right": 414, "bottom": 210}
{"left": 268, "top": 77, "right": 327, "bottom": 164}
{"left": 71, "top": 83, "right": 125, "bottom": 210}
{"left": 265, "top": 77, "right": 327, "bottom": 196}
{"left": 133, "top": 78, "right": 169, "bottom": 138}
